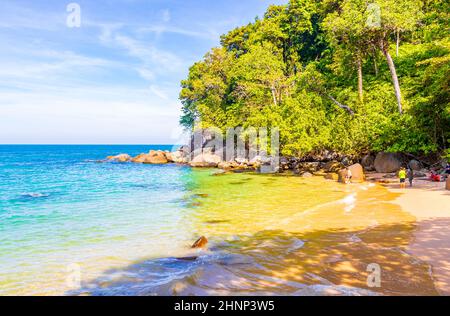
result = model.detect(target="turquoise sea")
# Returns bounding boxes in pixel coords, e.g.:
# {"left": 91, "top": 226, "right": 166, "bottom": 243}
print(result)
{"left": 0, "top": 145, "right": 199, "bottom": 295}
{"left": 0, "top": 145, "right": 437, "bottom": 296}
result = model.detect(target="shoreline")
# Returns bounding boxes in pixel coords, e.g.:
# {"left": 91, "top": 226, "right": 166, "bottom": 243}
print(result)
{"left": 382, "top": 179, "right": 450, "bottom": 295}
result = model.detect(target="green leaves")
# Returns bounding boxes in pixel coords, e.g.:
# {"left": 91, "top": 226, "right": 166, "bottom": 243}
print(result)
{"left": 179, "top": 0, "right": 449, "bottom": 157}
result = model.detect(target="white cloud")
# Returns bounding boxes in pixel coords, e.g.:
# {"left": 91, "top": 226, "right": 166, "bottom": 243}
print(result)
{"left": 150, "top": 85, "right": 169, "bottom": 100}
{"left": 113, "top": 34, "right": 183, "bottom": 72}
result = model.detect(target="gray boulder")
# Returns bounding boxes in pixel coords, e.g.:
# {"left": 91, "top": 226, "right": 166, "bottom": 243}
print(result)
{"left": 374, "top": 152, "right": 403, "bottom": 173}
{"left": 408, "top": 159, "right": 422, "bottom": 171}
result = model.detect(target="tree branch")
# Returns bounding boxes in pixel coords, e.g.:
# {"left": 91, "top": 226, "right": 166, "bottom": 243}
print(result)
{"left": 326, "top": 94, "right": 355, "bottom": 115}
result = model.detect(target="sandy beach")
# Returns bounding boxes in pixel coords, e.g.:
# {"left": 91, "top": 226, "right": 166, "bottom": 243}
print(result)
{"left": 384, "top": 179, "right": 450, "bottom": 295}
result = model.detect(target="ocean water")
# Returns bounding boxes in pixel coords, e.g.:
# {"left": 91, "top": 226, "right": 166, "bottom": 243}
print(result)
{"left": 0, "top": 146, "right": 438, "bottom": 296}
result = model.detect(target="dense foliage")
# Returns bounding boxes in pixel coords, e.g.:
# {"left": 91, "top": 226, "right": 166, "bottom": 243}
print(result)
{"left": 180, "top": 0, "right": 449, "bottom": 158}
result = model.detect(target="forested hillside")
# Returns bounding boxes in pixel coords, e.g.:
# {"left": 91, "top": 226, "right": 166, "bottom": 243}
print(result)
{"left": 180, "top": 0, "right": 449, "bottom": 159}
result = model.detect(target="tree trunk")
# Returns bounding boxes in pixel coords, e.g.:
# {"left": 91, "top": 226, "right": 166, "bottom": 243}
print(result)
{"left": 270, "top": 86, "right": 278, "bottom": 106}
{"left": 326, "top": 94, "right": 355, "bottom": 115}
{"left": 357, "top": 57, "right": 363, "bottom": 103}
{"left": 396, "top": 30, "right": 400, "bottom": 57}
{"left": 381, "top": 42, "right": 403, "bottom": 114}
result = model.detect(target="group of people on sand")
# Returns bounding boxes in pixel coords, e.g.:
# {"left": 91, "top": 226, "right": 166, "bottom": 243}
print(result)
{"left": 398, "top": 162, "right": 450, "bottom": 189}
{"left": 398, "top": 167, "right": 414, "bottom": 189}
{"left": 341, "top": 162, "right": 450, "bottom": 188}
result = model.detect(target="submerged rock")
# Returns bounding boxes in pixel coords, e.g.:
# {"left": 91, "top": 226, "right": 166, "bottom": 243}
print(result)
{"left": 191, "top": 236, "right": 208, "bottom": 249}
{"left": 106, "top": 154, "right": 131, "bottom": 163}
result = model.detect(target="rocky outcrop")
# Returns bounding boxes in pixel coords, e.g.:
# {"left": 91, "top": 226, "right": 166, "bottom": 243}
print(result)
{"left": 132, "top": 150, "right": 168, "bottom": 164}
{"left": 338, "top": 163, "right": 365, "bottom": 183}
{"left": 106, "top": 154, "right": 131, "bottom": 163}
{"left": 171, "top": 147, "right": 190, "bottom": 164}
{"left": 374, "top": 152, "right": 403, "bottom": 173}
{"left": 323, "top": 161, "right": 344, "bottom": 173}
{"left": 189, "top": 153, "right": 222, "bottom": 168}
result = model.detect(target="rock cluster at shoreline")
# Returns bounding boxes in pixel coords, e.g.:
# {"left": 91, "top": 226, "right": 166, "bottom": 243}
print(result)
{"left": 103, "top": 147, "right": 448, "bottom": 186}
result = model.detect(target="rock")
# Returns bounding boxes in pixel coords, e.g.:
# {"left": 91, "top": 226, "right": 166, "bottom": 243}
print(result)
{"left": 249, "top": 156, "right": 262, "bottom": 164}
{"left": 323, "top": 161, "right": 344, "bottom": 173}
{"left": 361, "top": 154, "right": 375, "bottom": 170}
{"left": 164, "top": 152, "right": 174, "bottom": 162}
{"left": 106, "top": 154, "right": 131, "bottom": 163}
{"left": 408, "top": 159, "right": 422, "bottom": 171}
{"left": 190, "top": 153, "right": 222, "bottom": 168}
{"left": 280, "top": 157, "right": 290, "bottom": 170}
{"left": 235, "top": 157, "right": 249, "bottom": 165}
{"left": 338, "top": 163, "right": 365, "bottom": 183}
{"left": 341, "top": 156, "right": 352, "bottom": 167}
{"left": 132, "top": 150, "right": 168, "bottom": 164}
{"left": 325, "top": 173, "right": 339, "bottom": 181}
{"left": 447, "top": 177, "right": 450, "bottom": 190}
{"left": 171, "top": 149, "right": 189, "bottom": 164}
{"left": 414, "top": 171, "right": 427, "bottom": 178}
{"left": 374, "top": 152, "right": 403, "bottom": 173}
{"left": 218, "top": 161, "right": 232, "bottom": 170}
{"left": 300, "top": 162, "right": 320, "bottom": 173}
{"left": 191, "top": 236, "right": 208, "bottom": 249}
{"left": 302, "top": 172, "right": 313, "bottom": 178}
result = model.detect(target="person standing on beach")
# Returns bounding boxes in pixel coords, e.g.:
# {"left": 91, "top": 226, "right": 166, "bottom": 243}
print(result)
{"left": 407, "top": 167, "right": 414, "bottom": 187}
{"left": 345, "top": 167, "right": 352, "bottom": 184}
{"left": 399, "top": 167, "right": 407, "bottom": 189}
{"left": 445, "top": 163, "right": 450, "bottom": 178}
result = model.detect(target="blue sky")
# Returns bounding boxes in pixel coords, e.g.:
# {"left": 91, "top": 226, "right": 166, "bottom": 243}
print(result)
{"left": 0, "top": 0, "right": 286, "bottom": 144}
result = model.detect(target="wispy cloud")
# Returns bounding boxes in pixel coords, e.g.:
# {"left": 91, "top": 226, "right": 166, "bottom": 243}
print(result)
{"left": 0, "top": 0, "right": 282, "bottom": 144}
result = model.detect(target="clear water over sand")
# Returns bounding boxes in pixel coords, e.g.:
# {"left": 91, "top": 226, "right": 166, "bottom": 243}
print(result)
{"left": 0, "top": 146, "right": 438, "bottom": 295}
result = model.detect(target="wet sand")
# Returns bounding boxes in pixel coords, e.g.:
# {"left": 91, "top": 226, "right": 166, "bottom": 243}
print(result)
{"left": 385, "top": 179, "right": 450, "bottom": 295}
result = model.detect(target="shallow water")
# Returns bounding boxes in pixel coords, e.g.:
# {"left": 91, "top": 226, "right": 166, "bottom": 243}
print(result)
{"left": 0, "top": 146, "right": 438, "bottom": 295}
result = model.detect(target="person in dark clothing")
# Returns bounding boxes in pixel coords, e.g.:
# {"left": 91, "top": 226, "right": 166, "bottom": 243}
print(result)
{"left": 407, "top": 168, "right": 414, "bottom": 187}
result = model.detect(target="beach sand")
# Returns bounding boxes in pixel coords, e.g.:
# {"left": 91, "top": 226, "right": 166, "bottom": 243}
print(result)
{"left": 384, "top": 179, "right": 450, "bottom": 295}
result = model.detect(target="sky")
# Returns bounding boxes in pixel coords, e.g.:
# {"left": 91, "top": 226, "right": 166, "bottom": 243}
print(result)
{"left": 0, "top": 0, "right": 286, "bottom": 144}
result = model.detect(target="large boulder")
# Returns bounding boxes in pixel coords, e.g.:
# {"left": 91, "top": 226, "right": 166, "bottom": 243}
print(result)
{"left": 338, "top": 163, "right": 365, "bottom": 183}
{"left": 171, "top": 149, "right": 189, "bottom": 164}
{"left": 374, "top": 152, "right": 403, "bottom": 173}
{"left": 190, "top": 153, "right": 222, "bottom": 168}
{"left": 361, "top": 154, "right": 375, "bottom": 171}
{"left": 106, "top": 154, "right": 131, "bottom": 163}
{"left": 408, "top": 159, "right": 422, "bottom": 171}
{"left": 132, "top": 150, "right": 168, "bottom": 164}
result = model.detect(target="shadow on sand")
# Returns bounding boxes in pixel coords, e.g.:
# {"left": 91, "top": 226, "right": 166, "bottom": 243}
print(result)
{"left": 68, "top": 221, "right": 440, "bottom": 296}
